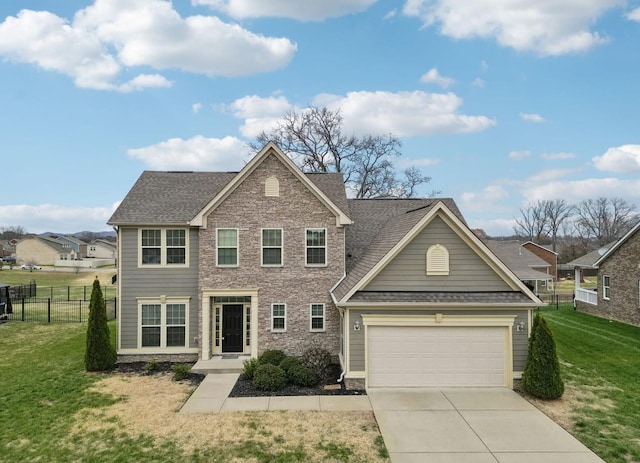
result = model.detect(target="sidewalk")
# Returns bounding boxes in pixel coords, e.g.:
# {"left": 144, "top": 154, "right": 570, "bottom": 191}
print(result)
{"left": 179, "top": 373, "right": 372, "bottom": 413}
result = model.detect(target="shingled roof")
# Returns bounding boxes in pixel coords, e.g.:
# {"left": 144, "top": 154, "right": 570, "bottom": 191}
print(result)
{"left": 108, "top": 170, "right": 348, "bottom": 226}
{"left": 484, "top": 240, "right": 552, "bottom": 281}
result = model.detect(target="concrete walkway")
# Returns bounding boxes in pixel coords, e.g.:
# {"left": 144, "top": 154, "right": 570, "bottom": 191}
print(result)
{"left": 179, "top": 373, "right": 371, "bottom": 413}
{"left": 368, "top": 388, "right": 606, "bottom": 463}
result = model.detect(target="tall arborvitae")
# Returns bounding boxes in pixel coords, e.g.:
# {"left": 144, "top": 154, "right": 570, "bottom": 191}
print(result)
{"left": 522, "top": 313, "right": 564, "bottom": 399}
{"left": 85, "top": 278, "right": 116, "bottom": 371}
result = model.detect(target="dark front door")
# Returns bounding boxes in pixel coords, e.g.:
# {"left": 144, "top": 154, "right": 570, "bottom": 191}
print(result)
{"left": 222, "top": 304, "right": 243, "bottom": 353}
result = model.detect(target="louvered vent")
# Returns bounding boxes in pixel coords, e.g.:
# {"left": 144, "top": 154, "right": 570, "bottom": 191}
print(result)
{"left": 426, "top": 244, "right": 449, "bottom": 275}
{"left": 265, "top": 176, "right": 279, "bottom": 197}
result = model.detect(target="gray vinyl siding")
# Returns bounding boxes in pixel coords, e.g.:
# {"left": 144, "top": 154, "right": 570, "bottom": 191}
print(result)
{"left": 119, "top": 227, "right": 199, "bottom": 350}
{"left": 348, "top": 308, "right": 530, "bottom": 373}
{"left": 364, "top": 216, "right": 512, "bottom": 292}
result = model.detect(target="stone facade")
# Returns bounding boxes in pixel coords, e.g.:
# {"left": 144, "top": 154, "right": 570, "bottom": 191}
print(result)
{"left": 198, "top": 154, "right": 344, "bottom": 357}
{"left": 593, "top": 230, "right": 640, "bottom": 326}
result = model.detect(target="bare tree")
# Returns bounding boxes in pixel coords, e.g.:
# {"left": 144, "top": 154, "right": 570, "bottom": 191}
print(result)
{"left": 0, "top": 226, "right": 26, "bottom": 240}
{"left": 513, "top": 201, "right": 548, "bottom": 242}
{"left": 574, "top": 197, "right": 637, "bottom": 246}
{"left": 543, "top": 199, "right": 574, "bottom": 252}
{"left": 252, "top": 106, "right": 435, "bottom": 198}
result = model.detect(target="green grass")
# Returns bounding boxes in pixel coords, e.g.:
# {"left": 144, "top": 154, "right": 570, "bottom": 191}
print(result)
{"left": 538, "top": 305, "right": 640, "bottom": 463}
{"left": 0, "top": 269, "right": 115, "bottom": 288}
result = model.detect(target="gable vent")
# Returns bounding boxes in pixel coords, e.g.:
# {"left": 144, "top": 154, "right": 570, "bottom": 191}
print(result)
{"left": 265, "top": 176, "right": 279, "bottom": 197}
{"left": 426, "top": 244, "right": 449, "bottom": 275}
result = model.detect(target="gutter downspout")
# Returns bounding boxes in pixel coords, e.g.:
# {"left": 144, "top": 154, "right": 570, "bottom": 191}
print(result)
{"left": 330, "top": 273, "right": 347, "bottom": 383}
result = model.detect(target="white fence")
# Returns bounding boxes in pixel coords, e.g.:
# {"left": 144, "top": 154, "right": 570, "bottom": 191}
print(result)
{"left": 54, "top": 258, "right": 115, "bottom": 268}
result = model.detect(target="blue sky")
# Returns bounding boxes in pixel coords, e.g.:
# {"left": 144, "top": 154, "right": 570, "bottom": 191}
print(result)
{"left": 1, "top": 0, "right": 640, "bottom": 236}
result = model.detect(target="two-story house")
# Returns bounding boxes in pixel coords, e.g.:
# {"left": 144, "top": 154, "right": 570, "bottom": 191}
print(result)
{"left": 108, "top": 142, "right": 541, "bottom": 389}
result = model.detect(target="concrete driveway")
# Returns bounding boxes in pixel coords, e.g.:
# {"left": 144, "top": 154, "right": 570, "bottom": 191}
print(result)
{"left": 367, "top": 388, "right": 606, "bottom": 463}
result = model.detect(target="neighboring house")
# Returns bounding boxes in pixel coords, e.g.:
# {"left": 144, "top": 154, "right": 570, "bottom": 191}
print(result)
{"left": 484, "top": 240, "right": 554, "bottom": 295}
{"left": 0, "top": 240, "right": 17, "bottom": 259}
{"left": 108, "top": 142, "right": 542, "bottom": 389}
{"left": 16, "top": 235, "right": 77, "bottom": 265}
{"left": 87, "top": 239, "right": 117, "bottom": 259}
{"left": 522, "top": 241, "right": 558, "bottom": 280}
{"left": 56, "top": 235, "right": 88, "bottom": 258}
{"left": 573, "top": 222, "right": 640, "bottom": 326}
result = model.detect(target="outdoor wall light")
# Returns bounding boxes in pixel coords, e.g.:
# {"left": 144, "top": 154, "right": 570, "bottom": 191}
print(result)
{"left": 354, "top": 320, "right": 361, "bottom": 331}
{"left": 517, "top": 321, "right": 526, "bottom": 332}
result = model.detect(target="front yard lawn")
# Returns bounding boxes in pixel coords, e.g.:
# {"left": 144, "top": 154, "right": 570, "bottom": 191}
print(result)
{"left": 0, "top": 322, "right": 388, "bottom": 462}
{"left": 535, "top": 305, "right": 640, "bottom": 463}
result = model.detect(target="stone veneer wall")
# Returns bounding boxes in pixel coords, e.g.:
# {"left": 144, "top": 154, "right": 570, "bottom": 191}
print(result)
{"left": 593, "top": 231, "right": 640, "bottom": 326}
{"left": 198, "top": 153, "right": 344, "bottom": 357}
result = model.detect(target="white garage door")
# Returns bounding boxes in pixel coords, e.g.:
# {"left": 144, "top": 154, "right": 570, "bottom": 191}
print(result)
{"left": 367, "top": 325, "right": 507, "bottom": 387}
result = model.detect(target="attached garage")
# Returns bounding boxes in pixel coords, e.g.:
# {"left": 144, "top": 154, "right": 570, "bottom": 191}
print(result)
{"left": 363, "top": 314, "right": 515, "bottom": 388}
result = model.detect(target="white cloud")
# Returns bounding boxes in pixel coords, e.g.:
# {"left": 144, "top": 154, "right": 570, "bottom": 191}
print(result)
{"left": 460, "top": 185, "right": 510, "bottom": 209}
{"left": 397, "top": 157, "right": 440, "bottom": 168}
{"left": 192, "top": 103, "right": 203, "bottom": 114}
{"left": 540, "top": 152, "right": 577, "bottom": 160}
{"left": 472, "top": 78, "right": 485, "bottom": 88}
{"left": 419, "top": 67, "right": 454, "bottom": 88}
{"left": 467, "top": 217, "right": 517, "bottom": 237}
{"left": 521, "top": 177, "right": 640, "bottom": 205}
{"left": 0, "top": 0, "right": 296, "bottom": 90}
{"left": 593, "top": 144, "right": 640, "bottom": 173}
{"left": 0, "top": 203, "right": 120, "bottom": 234}
{"left": 508, "top": 150, "right": 530, "bottom": 160}
{"left": 402, "top": 0, "right": 620, "bottom": 55}
{"left": 525, "top": 168, "right": 579, "bottom": 184}
{"left": 627, "top": 7, "right": 640, "bottom": 21}
{"left": 384, "top": 9, "right": 398, "bottom": 20}
{"left": 127, "top": 135, "right": 250, "bottom": 170}
{"left": 480, "top": 60, "right": 488, "bottom": 72}
{"left": 192, "top": 0, "right": 377, "bottom": 21}
{"left": 229, "top": 95, "right": 294, "bottom": 137}
{"left": 520, "top": 112, "right": 547, "bottom": 123}
{"left": 314, "top": 90, "right": 496, "bottom": 136}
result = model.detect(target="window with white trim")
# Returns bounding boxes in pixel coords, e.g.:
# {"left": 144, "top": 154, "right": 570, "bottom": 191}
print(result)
{"left": 140, "top": 300, "right": 188, "bottom": 348}
{"left": 262, "top": 229, "right": 283, "bottom": 266}
{"left": 217, "top": 228, "right": 238, "bottom": 266}
{"left": 271, "top": 303, "right": 286, "bottom": 331}
{"left": 140, "top": 228, "right": 188, "bottom": 266}
{"left": 426, "top": 244, "right": 449, "bottom": 275}
{"left": 306, "top": 228, "right": 326, "bottom": 266}
{"left": 310, "top": 303, "right": 325, "bottom": 331}
{"left": 603, "top": 275, "right": 611, "bottom": 300}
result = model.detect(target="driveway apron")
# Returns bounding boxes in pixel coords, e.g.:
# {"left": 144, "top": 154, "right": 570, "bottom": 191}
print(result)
{"left": 367, "top": 387, "right": 606, "bottom": 463}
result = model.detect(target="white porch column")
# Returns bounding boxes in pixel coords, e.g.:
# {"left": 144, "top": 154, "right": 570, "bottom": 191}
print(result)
{"left": 202, "top": 296, "right": 210, "bottom": 359}
{"left": 250, "top": 296, "right": 258, "bottom": 358}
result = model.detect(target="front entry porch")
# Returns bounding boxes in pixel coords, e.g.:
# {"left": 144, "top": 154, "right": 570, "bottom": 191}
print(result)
{"left": 191, "top": 354, "right": 249, "bottom": 374}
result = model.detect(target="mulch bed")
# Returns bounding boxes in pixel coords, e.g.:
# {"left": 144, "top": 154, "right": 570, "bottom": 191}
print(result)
{"left": 229, "top": 364, "right": 366, "bottom": 397}
{"left": 113, "top": 362, "right": 366, "bottom": 397}
{"left": 113, "top": 361, "right": 205, "bottom": 386}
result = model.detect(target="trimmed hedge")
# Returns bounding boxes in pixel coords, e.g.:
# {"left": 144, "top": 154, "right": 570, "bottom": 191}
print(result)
{"left": 522, "top": 313, "right": 564, "bottom": 400}
{"left": 301, "top": 346, "right": 333, "bottom": 380}
{"left": 242, "top": 357, "right": 260, "bottom": 380}
{"left": 252, "top": 363, "right": 288, "bottom": 391}
{"left": 259, "top": 349, "right": 286, "bottom": 366}
{"left": 278, "top": 356, "right": 302, "bottom": 374}
{"left": 288, "top": 363, "right": 316, "bottom": 387}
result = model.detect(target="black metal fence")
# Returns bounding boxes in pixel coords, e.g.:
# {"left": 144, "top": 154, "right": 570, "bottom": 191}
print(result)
{"left": 538, "top": 293, "right": 575, "bottom": 305}
{"left": 4, "top": 297, "right": 117, "bottom": 323}
{"left": 9, "top": 283, "right": 116, "bottom": 301}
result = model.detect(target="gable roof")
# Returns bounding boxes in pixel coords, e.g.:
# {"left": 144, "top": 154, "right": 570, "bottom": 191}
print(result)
{"left": 566, "top": 243, "right": 615, "bottom": 269}
{"left": 20, "top": 235, "right": 76, "bottom": 254}
{"left": 522, "top": 241, "right": 558, "bottom": 256}
{"left": 108, "top": 142, "right": 350, "bottom": 227}
{"left": 593, "top": 219, "right": 640, "bottom": 267}
{"left": 484, "top": 240, "right": 552, "bottom": 281}
{"left": 190, "top": 142, "right": 351, "bottom": 227}
{"left": 332, "top": 200, "right": 541, "bottom": 304}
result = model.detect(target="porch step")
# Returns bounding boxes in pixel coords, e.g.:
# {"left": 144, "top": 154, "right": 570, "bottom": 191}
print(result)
{"left": 191, "top": 356, "right": 248, "bottom": 375}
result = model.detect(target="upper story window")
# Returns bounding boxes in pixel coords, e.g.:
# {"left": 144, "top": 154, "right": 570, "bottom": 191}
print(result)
{"left": 140, "top": 228, "right": 188, "bottom": 267}
{"left": 262, "top": 228, "right": 283, "bottom": 266}
{"left": 426, "top": 244, "right": 449, "bottom": 275}
{"left": 306, "top": 228, "right": 326, "bottom": 266}
{"left": 603, "top": 275, "right": 611, "bottom": 300}
{"left": 217, "top": 228, "right": 238, "bottom": 267}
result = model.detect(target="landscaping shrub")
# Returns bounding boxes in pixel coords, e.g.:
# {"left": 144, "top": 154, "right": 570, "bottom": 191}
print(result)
{"left": 85, "top": 278, "right": 116, "bottom": 371}
{"left": 172, "top": 363, "right": 191, "bottom": 381}
{"left": 242, "top": 357, "right": 260, "bottom": 380}
{"left": 252, "top": 363, "right": 288, "bottom": 391}
{"left": 259, "top": 349, "right": 286, "bottom": 366}
{"left": 522, "top": 313, "right": 564, "bottom": 399}
{"left": 144, "top": 358, "right": 158, "bottom": 373}
{"left": 288, "top": 363, "right": 316, "bottom": 387}
{"left": 278, "top": 356, "right": 302, "bottom": 374}
{"left": 301, "top": 346, "right": 333, "bottom": 381}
